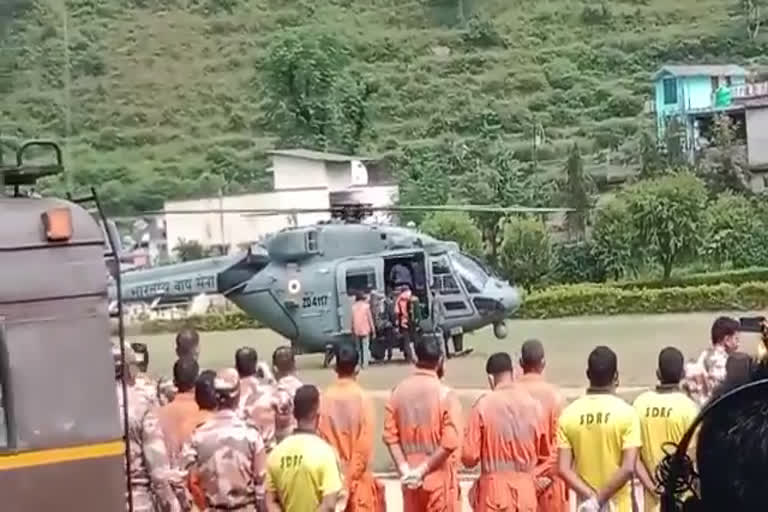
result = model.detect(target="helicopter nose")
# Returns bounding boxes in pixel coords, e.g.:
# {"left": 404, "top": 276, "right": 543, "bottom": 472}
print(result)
{"left": 501, "top": 284, "right": 521, "bottom": 313}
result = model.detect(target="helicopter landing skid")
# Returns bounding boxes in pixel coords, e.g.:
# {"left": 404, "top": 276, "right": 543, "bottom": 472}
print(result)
{"left": 447, "top": 348, "right": 474, "bottom": 359}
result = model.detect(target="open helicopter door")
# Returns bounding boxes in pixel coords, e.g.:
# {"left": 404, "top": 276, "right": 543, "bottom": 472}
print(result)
{"left": 429, "top": 253, "right": 473, "bottom": 319}
{"left": 335, "top": 258, "right": 384, "bottom": 335}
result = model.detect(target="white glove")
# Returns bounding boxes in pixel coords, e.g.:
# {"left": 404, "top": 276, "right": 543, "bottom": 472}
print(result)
{"left": 402, "top": 462, "right": 428, "bottom": 489}
{"left": 398, "top": 463, "right": 411, "bottom": 478}
{"left": 577, "top": 497, "right": 601, "bottom": 512}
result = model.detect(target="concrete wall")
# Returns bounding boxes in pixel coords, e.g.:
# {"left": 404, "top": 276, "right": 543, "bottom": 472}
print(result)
{"left": 326, "top": 162, "right": 352, "bottom": 191}
{"left": 272, "top": 155, "right": 328, "bottom": 190}
{"left": 747, "top": 107, "right": 768, "bottom": 170}
{"left": 684, "top": 75, "right": 713, "bottom": 110}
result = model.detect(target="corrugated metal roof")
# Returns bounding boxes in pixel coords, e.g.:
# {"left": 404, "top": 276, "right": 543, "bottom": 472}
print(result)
{"left": 653, "top": 64, "right": 748, "bottom": 80}
{"left": 267, "top": 148, "right": 376, "bottom": 162}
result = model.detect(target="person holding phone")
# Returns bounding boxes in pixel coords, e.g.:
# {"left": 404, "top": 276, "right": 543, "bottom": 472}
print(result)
{"left": 682, "top": 316, "right": 741, "bottom": 406}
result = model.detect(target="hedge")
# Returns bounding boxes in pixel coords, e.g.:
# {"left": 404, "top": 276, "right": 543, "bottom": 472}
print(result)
{"left": 518, "top": 282, "right": 768, "bottom": 319}
{"left": 139, "top": 312, "right": 261, "bottom": 334}
{"left": 133, "top": 282, "right": 768, "bottom": 333}
{"left": 615, "top": 267, "right": 768, "bottom": 290}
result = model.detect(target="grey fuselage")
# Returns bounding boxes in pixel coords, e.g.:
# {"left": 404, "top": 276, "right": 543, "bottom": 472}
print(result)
{"left": 118, "top": 223, "right": 522, "bottom": 353}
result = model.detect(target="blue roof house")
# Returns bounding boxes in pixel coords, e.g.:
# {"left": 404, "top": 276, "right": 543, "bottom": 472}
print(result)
{"left": 652, "top": 65, "right": 748, "bottom": 156}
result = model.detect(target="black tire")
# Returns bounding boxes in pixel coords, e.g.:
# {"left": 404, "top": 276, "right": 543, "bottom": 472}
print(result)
{"left": 452, "top": 334, "right": 464, "bottom": 352}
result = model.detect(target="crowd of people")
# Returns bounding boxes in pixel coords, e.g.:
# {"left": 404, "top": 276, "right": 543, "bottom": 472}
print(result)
{"left": 115, "top": 315, "right": 768, "bottom": 512}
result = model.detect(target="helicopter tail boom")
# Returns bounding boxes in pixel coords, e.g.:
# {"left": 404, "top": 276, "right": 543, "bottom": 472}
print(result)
{"left": 110, "top": 254, "right": 240, "bottom": 303}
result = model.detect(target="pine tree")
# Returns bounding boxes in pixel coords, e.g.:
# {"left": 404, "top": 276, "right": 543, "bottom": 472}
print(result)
{"left": 562, "top": 143, "right": 593, "bottom": 240}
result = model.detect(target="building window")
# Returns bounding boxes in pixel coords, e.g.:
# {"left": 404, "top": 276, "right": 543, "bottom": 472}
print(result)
{"left": 346, "top": 267, "right": 376, "bottom": 294}
{"left": 305, "top": 230, "right": 318, "bottom": 252}
{"left": 663, "top": 78, "right": 678, "bottom": 105}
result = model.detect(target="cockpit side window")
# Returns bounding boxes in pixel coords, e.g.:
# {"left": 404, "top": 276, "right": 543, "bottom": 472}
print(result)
{"left": 450, "top": 251, "right": 489, "bottom": 293}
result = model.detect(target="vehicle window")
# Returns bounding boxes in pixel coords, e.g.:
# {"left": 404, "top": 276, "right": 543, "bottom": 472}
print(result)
{"left": 450, "top": 251, "right": 488, "bottom": 293}
{"left": 346, "top": 267, "right": 376, "bottom": 294}
{"left": 433, "top": 274, "right": 460, "bottom": 294}
{"left": 306, "top": 230, "right": 319, "bottom": 252}
{"left": 0, "top": 379, "right": 6, "bottom": 449}
{"left": 0, "top": 323, "right": 7, "bottom": 449}
{"left": 444, "top": 301, "right": 467, "bottom": 311}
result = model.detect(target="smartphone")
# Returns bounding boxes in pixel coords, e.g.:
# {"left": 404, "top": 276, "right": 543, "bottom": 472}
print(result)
{"left": 739, "top": 316, "right": 766, "bottom": 333}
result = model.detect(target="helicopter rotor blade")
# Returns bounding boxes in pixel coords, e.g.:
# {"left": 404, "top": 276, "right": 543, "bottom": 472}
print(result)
{"left": 132, "top": 205, "right": 574, "bottom": 217}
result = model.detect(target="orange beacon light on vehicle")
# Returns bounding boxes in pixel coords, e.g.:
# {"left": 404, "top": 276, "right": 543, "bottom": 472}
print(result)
{"left": 41, "top": 207, "right": 72, "bottom": 242}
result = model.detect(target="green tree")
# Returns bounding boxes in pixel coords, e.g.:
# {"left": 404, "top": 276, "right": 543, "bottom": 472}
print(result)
{"left": 420, "top": 211, "right": 483, "bottom": 257}
{"left": 638, "top": 129, "right": 663, "bottom": 179}
{"left": 703, "top": 193, "right": 768, "bottom": 268}
{"left": 263, "top": 30, "right": 375, "bottom": 153}
{"left": 624, "top": 173, "right": 708, "bottom": 279}
{"left": 498, "top": 217, "right": 552, "bottom": 290}
{"left": 664, "top": 117, "right": 687, "bottom": 169}
{"left": 173, "top": 239, "right": 210, "bottom": 262}
{"left": 739, "top": 0, "right": 762, "bottom": 40}
{"left": 559, "top": 143, "right": 593, "bottom": 240}
{"left": 697, "top": 114, "right": 749, "bottom": 195}
{"left": 591, "top": 199, "right": 642, "bottom": 280}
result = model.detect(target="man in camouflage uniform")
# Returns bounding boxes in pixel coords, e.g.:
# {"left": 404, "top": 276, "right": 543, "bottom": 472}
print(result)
{"left": 272, "top": 346, "right": 303, "bottom": 444}
{"left": 236, "top": 347, "right": 277, "bottom": 451}
{"left": 182, "top": 368, "right": 267, "bottom": 512}
{"left": 683, "top": 316, "right": 741, "bottom": 406}
{"left": 157, "top": 328, "right": 202, "bottom": 406}
{"left": 132, "top": 342, "right": 160, "bottom": 407}
{"left": 114, "top": 342, "right": 185, "bottom": 512}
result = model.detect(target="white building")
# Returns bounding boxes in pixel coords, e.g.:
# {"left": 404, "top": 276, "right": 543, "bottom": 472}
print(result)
{"left": 163, "top": 149, "right": 399, "bottom": 252}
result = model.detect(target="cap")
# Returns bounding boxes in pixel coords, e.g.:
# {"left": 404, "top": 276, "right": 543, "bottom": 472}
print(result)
{"left": 213, "top": 368, "right": 240, "bottom": 396}
{"left": 112, "top": 341, "right": 138, "bottom": 367}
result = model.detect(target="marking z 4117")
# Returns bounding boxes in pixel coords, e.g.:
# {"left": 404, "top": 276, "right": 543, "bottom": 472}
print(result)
{"left": 302, "top": 294, "right": 329, "bottom": 308}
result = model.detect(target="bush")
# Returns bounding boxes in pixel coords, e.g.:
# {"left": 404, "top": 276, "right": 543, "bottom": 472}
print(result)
{"left": 139, "top": 311, "right": 261, "bottom": 334}
{"left": 499, "top": 217, "right": 552, "bottom": 290}
{"left": 420, "top": 211, "right": 483, "bottom": 257}
{"left": 518, "top": 282, "right": 768, "bottom": 319}
{"left": 616, "top": 267, "right": 768, "bottom": 290}
{"left": 550, "top": 241, "right": 606, "bottom": 284}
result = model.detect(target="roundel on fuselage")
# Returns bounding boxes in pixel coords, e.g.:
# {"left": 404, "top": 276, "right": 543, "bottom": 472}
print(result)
{"left": 288, "top": 279, "right": 301, "bottom": 294}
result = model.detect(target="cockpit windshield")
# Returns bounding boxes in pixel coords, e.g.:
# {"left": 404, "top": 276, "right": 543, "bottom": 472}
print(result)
{"left": 450, "top": 251, "right": 489, "bottom": 293}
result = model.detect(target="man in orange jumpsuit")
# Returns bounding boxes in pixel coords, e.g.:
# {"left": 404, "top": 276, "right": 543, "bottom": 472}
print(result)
{"left": 516, "top": 339, "right": 567, "bottom": 512}
{"left": 318, "top": 343, "right": 384, "bottom": 512}
{"left": 383, "top": 336, "right": 461, "bottom": 512}
{"left": 157, "top": 358, "right": 203, "bottom": 464}
{"left": 462, "top": 352, "right": 551, "bottom": 512}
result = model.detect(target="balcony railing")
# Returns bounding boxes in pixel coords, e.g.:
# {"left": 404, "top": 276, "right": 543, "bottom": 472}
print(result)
{"left": 732, "top": 81, "right": 768, "bottom": 99}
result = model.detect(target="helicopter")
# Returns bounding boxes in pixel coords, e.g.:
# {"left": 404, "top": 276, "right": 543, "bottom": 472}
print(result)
{"left": 111, "top": 203, "right": 571, "bottom": 362}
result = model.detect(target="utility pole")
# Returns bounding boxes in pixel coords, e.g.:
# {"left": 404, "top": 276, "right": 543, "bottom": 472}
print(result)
{"left": 60, "top": 0, "right": 73, "bottom": 191}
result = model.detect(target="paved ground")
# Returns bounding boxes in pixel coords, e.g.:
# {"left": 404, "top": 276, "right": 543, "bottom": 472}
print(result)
{"left": 377, "top": 475, "right": 644, "bottom": 511}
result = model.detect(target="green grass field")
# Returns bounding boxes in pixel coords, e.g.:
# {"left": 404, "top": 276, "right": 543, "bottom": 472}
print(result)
{"left": 134, "top": 311, "right": 762, "bottom": 389}
{"left": 126, "top": 312, "right": 762, "bottom": 470}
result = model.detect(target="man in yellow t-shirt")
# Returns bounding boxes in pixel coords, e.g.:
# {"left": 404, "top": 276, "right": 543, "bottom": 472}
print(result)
{"left": 557, "top": 346, "right": 641, "bottom": 512}
{"left": 633, "top": 347, "right": 698, "bottom": 512}
{"left": 266, "top": 384, "right": 345, "bottom": 512}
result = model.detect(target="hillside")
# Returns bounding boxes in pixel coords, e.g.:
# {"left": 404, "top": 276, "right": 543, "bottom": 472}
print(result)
{"left": 2, "top": 0, "right": 767, "bottom": 214}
